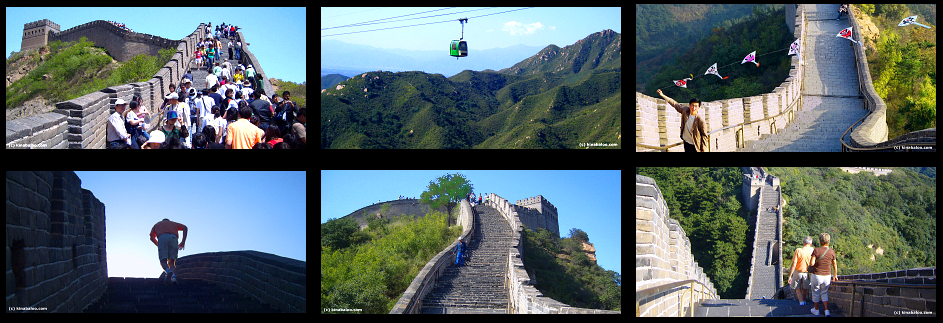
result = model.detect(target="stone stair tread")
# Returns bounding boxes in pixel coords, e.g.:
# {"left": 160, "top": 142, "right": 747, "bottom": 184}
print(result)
{"left": 420, "top": 204, "right": 511, "bottom": 313}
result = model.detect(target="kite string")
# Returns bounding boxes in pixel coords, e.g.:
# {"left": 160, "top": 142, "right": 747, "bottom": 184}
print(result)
{"left": 687, "top": 47, "right": 791, "bottom": 81}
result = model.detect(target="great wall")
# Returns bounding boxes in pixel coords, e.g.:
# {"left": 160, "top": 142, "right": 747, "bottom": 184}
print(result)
{"left": 6, "top": 171, "right": 305, "bottom": 312}
{"left": 636, "top": 4, "right": 935, "bottom": 152}
{"left": 636, "top": 169, "right": 936, "bottom": 317}
{"left": 390, "top": 194, "right": 619, "bottom": 314}
{"left": 7, "top": 19, "right": 275, "bottom": 149}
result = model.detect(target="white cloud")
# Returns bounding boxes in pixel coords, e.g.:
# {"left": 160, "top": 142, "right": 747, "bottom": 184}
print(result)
{"left": 502, "top": 21, "right": 545, "bottom": 35}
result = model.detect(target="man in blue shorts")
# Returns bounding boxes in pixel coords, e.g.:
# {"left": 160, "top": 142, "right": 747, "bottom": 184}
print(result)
{"left": 149, "top": 218, "right": 188, "bottom": 284}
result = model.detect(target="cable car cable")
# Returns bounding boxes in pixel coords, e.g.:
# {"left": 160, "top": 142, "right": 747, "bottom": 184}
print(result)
{"left": 321, "top": 7, "right": 534, "bottom": 38}
{"left": 321, "top": 7, "right": 459, "bottom": 30}
{"left": 324, "top": 7, "right": 494, "bottom": 30}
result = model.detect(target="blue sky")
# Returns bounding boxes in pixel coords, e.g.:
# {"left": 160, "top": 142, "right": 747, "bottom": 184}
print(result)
{"left": 321, "top": 170, "right": 621, "bottom": 277}
{"left": 74, "top": 171, "right": 306, "bottom": 278}
{"left": 6, "top": 7, "right": 306, "bottom": 84}
{"left": 321, "top": 7, "right": 621, "bottom": 51}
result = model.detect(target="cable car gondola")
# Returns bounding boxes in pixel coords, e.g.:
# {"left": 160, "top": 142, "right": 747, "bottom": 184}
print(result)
{"left": 450, "top": 18, "right": 468, "bottom": 59}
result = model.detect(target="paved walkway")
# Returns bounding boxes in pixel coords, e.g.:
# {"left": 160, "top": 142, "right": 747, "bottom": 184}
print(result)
{"left": 742, "top": 4, "right": 868, "bottom": 152}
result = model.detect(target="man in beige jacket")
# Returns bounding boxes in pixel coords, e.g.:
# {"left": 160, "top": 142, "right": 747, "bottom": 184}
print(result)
{"left": 657, "top": 89, "right": 708, "bottom": 152}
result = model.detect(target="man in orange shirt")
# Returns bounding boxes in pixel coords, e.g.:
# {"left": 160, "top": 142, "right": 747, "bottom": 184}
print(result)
{"left": 149, "top": 218, "right": 188, "bottom": 284}
{"left": 225, "top": 105, "right": 264, "bottom": 149}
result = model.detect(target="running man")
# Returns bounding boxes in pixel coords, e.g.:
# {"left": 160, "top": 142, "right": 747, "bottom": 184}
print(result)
{"left": 149, "top": 218, "right": 188, "bottom": 284}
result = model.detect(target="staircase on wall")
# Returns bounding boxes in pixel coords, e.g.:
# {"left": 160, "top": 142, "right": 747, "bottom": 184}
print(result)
{"left": 420, "top": 204, "right": 511, "bottom": 314}
{"left": 740, "top": 3, "right": 868, "bottom": 152}
{"left": 84, "top": 277, "right": 281, "bottom": 313}
{"left": 748, "top": 184, "right": 781, "bottom": 299}
{"left": 190, "top": 33, "right": 238, "bottom": 92}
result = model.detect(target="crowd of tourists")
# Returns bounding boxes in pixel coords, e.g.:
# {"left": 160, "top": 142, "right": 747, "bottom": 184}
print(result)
{"left": 107, "top": 21, "right": 134, "bottom": 33}
{"left": 105, "top": 22, "right": 304, "bottom": 149}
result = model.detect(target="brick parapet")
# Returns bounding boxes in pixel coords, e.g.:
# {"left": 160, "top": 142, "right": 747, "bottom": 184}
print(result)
{"left": 829, "top": 267, "right": 936, "bottom": 316}
{"left": 7, "top": 22, "right": 206, "bottom": 148}
{"left": 490, "top": 193, "right": 619, "bottom": 314}
{"left": 6, "top": 171, "right": 107, "bottom": 312}
{"left": 636, "top": 175, "right": 716, "bottom": 316}
{"left": 172, "top": 250, "right": 306, "bottom": 313}
{"left": 390, "top": 199, "right": 474, "bottom": 314}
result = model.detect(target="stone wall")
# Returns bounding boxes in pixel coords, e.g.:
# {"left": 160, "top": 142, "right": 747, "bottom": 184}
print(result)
{"left": 828, "top": 267, "right": 936, "bottom": 317}
{"left": 490, "top": 193, "right": 619, "bottom": 314}
{"left": 171, "top": 250, "right": 306, "bottom": 313}
{"left": 7, "top": 21, "right": 207, "bottom": 149}
{"left": 390, "top": 199, "right": 474, "bottom": 313}
{"left": 51, "top": 20, "right": 179, "bottom": 62}
{"left": 636, "top": 5, "right": 806, "bottom": 151}
{"left": 6, "top": 171, "right": 107, "bottom": 313}
{"left": 514, "top": 195, "right": 560, "bottom": 238}
{"left": 339, "top": 198, "right": 447, "bottom": 231}
{"left": 846, "top": 6, "right": 890, "bottom": 148}
{"left": 636, "top": 175, "right": 716, "bottom": 316}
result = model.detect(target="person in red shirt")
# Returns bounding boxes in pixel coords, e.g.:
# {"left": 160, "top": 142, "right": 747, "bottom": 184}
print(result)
{"left": 149, "top": 218, "right": 188, "bottom": 284}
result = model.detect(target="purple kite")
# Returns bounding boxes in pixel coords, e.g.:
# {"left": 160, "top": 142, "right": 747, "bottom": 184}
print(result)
{"left": 741, "top": 50, "right": 759, "bottom": 67}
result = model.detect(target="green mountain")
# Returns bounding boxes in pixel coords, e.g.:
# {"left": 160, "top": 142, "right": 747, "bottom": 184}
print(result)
{"left": 320, "top": 29, "right": 621, "bottom": 149}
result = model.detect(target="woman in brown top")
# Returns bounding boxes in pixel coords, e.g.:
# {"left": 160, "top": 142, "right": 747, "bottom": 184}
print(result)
{"left": 808, "top": 233, "right": 838, "bottom": 316}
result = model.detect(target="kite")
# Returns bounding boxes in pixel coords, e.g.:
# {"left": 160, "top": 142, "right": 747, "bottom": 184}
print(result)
{"left": 705, "top": 63, "right": 729, "bottom": 80}
{"left": 788, "top": 38, "right": 801, "bottom": 56}
{"left": 836, "top": 26, "right": 864, "bottom": 47}
{"left": 673, "top": 78, "right": 693, "bottom": 88}
{"left": 741, "top": 50, "right": 759, "bottom": 67}
{"left": 787, "top": 38, "right": 802, "bottom": 63}
{"left": 898, "top": 15, "right": 931, "bottom": 29}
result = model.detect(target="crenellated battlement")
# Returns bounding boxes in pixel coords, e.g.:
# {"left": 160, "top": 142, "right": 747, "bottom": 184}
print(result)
{"left": 6, "top": 171, "right": 108, "bottom": 312}
{"left": 514, "top": 195, "right": 560, "bottom": 238}
{"left": 636, "top": 175, "right": 718, "bottom": 316}
{"left": 636, "top": 5, "right": 807, "bottom": 152}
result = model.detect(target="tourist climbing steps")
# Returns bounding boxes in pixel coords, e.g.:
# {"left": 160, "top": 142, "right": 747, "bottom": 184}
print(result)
{"left": 420, "top": 204, "right": 512, "bottom": 314}
{"left": 84, "top": 277, "right": 280, "bottom": 313}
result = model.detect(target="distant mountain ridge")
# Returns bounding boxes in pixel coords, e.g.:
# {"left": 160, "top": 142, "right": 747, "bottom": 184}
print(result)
{"left": 321, "top": 29, "right": 621, "bottom": 149}
{"left": 500, "top": 29, "right": 621, "bottom": 75}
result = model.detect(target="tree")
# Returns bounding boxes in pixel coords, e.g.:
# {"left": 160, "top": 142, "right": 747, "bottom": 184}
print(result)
{"left": 420, "top": 173, "right": 473, "bottom": 226}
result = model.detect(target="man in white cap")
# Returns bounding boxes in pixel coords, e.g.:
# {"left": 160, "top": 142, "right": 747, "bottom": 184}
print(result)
{"left": 106, "top": 99, "right": 134, "bottom": 148}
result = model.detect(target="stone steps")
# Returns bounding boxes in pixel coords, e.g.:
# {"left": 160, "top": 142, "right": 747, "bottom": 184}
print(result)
{"left": 84, "top": 277, "right": 280, "bottom": 313}
{"left": 750, "top": 180, "right": 782, "bottom": 299}
{"left": 420, "top": 204, "right": 511, "bottom": 314}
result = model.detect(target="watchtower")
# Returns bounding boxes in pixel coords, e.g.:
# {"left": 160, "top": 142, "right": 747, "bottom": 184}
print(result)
{"left": 515, "top": 195, "right": 560, "bottom": 238}
{"left": 21, "top": 19, "right": 60, "bottom": 52}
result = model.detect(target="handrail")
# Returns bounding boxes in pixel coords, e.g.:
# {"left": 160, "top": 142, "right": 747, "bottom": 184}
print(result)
{"left": 636, "top": 279, "right": 718, "bottom": 317}
{"left": 830, "top": 280, "right": 935, "bottom": 317}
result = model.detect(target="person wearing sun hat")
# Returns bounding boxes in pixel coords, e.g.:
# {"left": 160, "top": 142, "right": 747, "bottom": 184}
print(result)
{"left": 106, "top": 98, "right": 134, "bottom": 149}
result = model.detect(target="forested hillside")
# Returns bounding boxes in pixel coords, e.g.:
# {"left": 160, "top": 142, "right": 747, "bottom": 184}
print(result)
{"left": 769, "top": 167, "right": 936, "bottom": 275}
{"left": 321, "top": 29, "right": 621, "bottom": 149}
